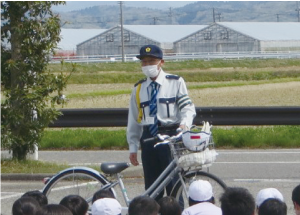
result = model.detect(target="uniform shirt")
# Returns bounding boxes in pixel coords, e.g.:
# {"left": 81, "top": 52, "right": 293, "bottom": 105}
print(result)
{"left": 127, "top": 69, "right": 196, "bottom": 153}
{"left": 181, "top": 202, "right": 222, "bottom": 215}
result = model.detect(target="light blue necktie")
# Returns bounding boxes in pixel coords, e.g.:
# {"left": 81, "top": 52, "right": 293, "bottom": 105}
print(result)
{"left": 149, "top": 82, "right": 158, "bottom": 136}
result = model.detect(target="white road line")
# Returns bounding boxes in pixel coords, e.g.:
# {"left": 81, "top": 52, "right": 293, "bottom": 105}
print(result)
{"left": 69, "top": 163, "right": 102, "bottom": 166}
{"left": 219, "top": 151, "right": 300, "bottom": 154}
{"left": 49, "top": 181, "right": 98, "bottom": 192}
{"left": 0, "top": 193, "right": 23, "bottom": 200}
{"left": 70, "top": 161, "right": 300, "bottom": 166}
{"left": 216, "top": 161, "right": 300, "bottom": 164}
{"left": 234, "top": 179, "right": 300, "bottom": 183}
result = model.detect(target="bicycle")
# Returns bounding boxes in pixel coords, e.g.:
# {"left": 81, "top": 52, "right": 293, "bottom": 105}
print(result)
{"left": 42, "top": 122, "right": 227, "bottom": 212}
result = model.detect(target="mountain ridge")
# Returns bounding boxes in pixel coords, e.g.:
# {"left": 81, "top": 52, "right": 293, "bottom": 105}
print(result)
{"left": 58, "top": 1, "right": 300, "bottom": 29}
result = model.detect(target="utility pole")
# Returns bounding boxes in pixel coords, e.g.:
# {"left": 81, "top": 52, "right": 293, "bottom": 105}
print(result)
{"left": 296, "top": 1, "right": 300, "bottom": 22}
{"left": 168, "top": 7, "right": 173, "bottom": 24}
{"left": 119, "top": 1, "right": 125, "bottom": 62}
{"left": 276, "top": 14, "right": 280, "bottom": 22}
{"left": 216, "top": 13, "right": 221, "bottom": 22}
{"left": 153, "top": 17, "right": 159, "bottom": 25}
{"left": 213, "top": 8, "right": 215, "bottom": 23}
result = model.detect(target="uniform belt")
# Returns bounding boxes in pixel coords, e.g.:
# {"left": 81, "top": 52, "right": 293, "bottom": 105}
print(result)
{"left": 143, "top": 123, "right": 179, "bottom": 133}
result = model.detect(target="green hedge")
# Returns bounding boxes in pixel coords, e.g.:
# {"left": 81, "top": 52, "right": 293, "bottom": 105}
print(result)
{"left": 40, "top": 126, "right": 300, "bottom": 150}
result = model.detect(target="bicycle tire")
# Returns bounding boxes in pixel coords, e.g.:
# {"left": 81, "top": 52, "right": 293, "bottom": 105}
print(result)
{"left": 42, "top": 167, "right": 113, "bottom": 205}
{"left": 171, "top": 171, "right": 227, "bottom": 208}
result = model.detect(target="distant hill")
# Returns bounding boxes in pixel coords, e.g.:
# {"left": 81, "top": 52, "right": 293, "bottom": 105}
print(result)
{"left": 58, "top": 1, "right": 300, "bottom": 29}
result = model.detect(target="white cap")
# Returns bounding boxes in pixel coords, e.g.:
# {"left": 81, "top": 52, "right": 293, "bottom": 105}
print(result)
{"left": 188, "top": 180, "right": 213, "bottom": 202}
{"left": 256, "top": 188, "right": 284, "bottom": 207}
{"left": 92, "top": 198, "right": 122, "bottom": 215}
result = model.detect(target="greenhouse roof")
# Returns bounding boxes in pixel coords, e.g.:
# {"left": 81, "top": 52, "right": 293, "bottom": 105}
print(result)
{"left": 218, "top": 22, "right": 300, "bottom": 41}
{"left": 123, "top": 25, "right": 208, "bottom": 43}
{"left": 58, "top": 29, "right": 107, "bottom": 50}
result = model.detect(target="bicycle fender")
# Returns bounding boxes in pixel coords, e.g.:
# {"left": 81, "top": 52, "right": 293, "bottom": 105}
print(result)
{"left": 44, "top": 166, "right": 109, "bottom": 186}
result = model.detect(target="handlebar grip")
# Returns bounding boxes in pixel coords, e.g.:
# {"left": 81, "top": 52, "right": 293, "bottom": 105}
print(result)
{"left": 143, "top": 136, "right": 159, "bottom": 143}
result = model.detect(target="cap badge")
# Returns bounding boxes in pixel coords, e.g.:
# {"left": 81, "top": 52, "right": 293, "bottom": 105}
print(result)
{"left": 145, "top": 47, "right": 151, "bottom": 52}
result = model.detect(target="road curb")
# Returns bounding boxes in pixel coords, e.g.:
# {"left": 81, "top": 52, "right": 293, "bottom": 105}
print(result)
{"left": 1, "top": 166, "right": 144, "bottom": 181}
{"left": 1, "top": 173, "right": 53, "bottom": 181}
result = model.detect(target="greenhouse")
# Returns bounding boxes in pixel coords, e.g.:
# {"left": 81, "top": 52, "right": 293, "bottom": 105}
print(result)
{"left": 76, "top": 25, "right": 208, "bottom": 56}
{"left": 174, "top": 22, "right": 300, "bottom": 53}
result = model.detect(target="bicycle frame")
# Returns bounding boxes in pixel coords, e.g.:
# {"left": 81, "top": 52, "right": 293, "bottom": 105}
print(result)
{"left": 99, "top": 159, "right": 187, "bottom": 207}
{"left": 42, "top": 123, "right": 226, "bottom": 213}
{"left": 100, "top": 141, "right": 189, "bottom": 207}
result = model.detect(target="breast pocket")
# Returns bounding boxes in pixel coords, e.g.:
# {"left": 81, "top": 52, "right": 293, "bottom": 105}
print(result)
{"left": 140, "top": 101, "right": 149, "bottom": 120}
{"left": 158, "top": 97, "right": 176, "bottom": 118}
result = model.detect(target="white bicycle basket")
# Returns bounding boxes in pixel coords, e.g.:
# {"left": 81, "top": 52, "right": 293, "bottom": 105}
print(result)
{"left": 178, "top": 148, "right": 218, "bottom": 169}
{"left": 176, "top": 122, "right": 218, "bottom": 169}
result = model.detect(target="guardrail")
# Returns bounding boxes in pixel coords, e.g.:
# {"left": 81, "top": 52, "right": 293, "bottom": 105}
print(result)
{"left": 49, "top": 107, "right": 300, "bottom": 127}
{"left": 50, "top": 51, "right": 300, "bottom": 63}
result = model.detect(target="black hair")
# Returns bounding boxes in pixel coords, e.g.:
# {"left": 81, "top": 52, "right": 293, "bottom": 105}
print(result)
{"left": 158, "top": 196, "right": 181, "bottom": 215}
{"left": 37, "top": 204, "right": 73, "bottom": 215}
{"left": 128, "top": 196, "right": 160, "bottom": 215}
{"left": 188, "top": 196, "right": 215, "bottom": 206}
{"left": 258, "top": 198, "right": 287, "bottom": 215}
{"left": 12, "top": 197, "right": 41, "bottom": 215}
{"left": 59, "top": 195, "right": 88, "bottom": 215}
{"left": 92, "top": 189, "right": 115, "bottom": 203}
{"left": 220, "top": 187, "right": 255, "bottom": 215}
{"left": 22, "top": 190, "right": 48, "bottom": 207}
{"left": 292, "top": 184, "right": 300, "bottom": 205}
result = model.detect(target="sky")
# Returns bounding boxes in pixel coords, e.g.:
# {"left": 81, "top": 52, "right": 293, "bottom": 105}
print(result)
{"left": 52, "top": 1, "right": 197, "bottom": 12}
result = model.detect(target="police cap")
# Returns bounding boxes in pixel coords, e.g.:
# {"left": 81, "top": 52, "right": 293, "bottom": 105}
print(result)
{"left": 136, "top": 44, "right": 163, "bottom": 60}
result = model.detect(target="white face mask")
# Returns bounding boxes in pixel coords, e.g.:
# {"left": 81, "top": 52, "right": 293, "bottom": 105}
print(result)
{"left": 142, "top": 61, "right": 161, "bottom": 78}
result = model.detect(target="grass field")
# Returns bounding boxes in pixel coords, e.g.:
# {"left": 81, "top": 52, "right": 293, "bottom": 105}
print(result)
{"left": 48, "top": 58, "right": 300, "bottom": 109}
{"left": 61, "top": 80, "right": 300, "bottom": 108}
{"left": 2, "top": 59, "right": 300, "bottom": 151}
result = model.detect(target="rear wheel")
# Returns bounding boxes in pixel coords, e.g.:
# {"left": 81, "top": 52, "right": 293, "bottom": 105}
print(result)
{"left": 171, "top": 171, "right": 227, "bottom": 208}
{"left": 42, "top": 168, "right": 112, "bottom": 205}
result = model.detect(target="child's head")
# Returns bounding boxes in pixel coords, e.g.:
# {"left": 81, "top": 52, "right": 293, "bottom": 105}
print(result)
{"left": 60, "top": 195, "right": 88, "bottom": 215}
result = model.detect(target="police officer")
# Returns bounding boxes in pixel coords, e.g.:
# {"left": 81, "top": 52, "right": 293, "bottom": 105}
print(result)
{"left": 127, "top": 44, "right": 196, "bottom": 201}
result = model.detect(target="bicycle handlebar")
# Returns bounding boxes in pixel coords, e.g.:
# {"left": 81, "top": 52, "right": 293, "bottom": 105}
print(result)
{"left": 143, "top": 136, "right": 159, "bottom": 143}
{"left": 143, "top": 132, "right": 183, "bottom": 145}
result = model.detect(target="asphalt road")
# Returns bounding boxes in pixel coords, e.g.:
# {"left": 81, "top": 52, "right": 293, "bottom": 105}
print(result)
{"left": 1, "top": 149, "right": 300, "bottom": 215}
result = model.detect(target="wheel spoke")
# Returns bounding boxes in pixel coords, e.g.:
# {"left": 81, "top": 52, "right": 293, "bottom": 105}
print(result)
{"left": 171, "top": 171, "right": 227, "bottom": 209}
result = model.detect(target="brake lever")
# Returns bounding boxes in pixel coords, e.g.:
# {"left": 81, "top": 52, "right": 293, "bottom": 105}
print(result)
{"left": 154, "top": 132, "right": 183, "bottom": 147}
{"left": 154, "top": 134, "right": 170, "bottom": 147}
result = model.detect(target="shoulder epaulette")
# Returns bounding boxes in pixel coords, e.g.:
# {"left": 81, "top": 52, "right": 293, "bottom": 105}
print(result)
{"left": 134, "top": 78, "right": 147, "bottom": 87}
{"left": 166, "top": 75, "right": 180, "bottom": 80}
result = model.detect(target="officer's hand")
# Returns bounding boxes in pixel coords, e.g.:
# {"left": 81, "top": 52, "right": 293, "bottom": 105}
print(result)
{"left": 129, "top": 153, "right": 139, "bottom": 166}
{"left": 179, "top": 124, "right": 187, "bottom": 131}
{"left": 177, "top": 124, "right": 187, "bottom": 133}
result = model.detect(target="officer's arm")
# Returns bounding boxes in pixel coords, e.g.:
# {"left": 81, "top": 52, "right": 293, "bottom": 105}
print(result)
{"left": 177, "top": 78, "right": 196, "bottom": 130}
{"left": 126, "top": 87, "right": 143, "bottom": 154}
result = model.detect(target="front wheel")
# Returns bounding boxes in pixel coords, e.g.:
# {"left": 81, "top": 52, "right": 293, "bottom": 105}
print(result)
{"left": 42, "top": 167, "right": 113, "bottom": 206}
{"left": 171, "top": 171, "right": 227, "bottom": 208}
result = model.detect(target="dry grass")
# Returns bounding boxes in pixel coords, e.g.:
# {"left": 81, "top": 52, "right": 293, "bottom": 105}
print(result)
{"left": 62, "top": 81, "right": 300, "bottom": 108}
{"left": 190, "top": 81, "right": 300, "bottom": 107}
{"left": 4, "top": 80, "right": 297, "bottom": 109}
{"left": 64, "top": 83, "right": 133, "bottom": 94}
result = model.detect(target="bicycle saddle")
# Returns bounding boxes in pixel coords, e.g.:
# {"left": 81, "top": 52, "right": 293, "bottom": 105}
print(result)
{"left": 101, "top": 162, "right": 130, "bottom": 174}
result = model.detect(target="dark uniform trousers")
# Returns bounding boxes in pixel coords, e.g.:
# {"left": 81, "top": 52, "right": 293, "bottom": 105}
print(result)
{"left": 140, "top": 124, "right": 179, "bottom": 201}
